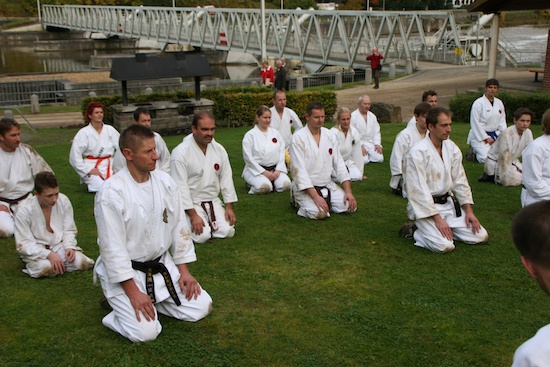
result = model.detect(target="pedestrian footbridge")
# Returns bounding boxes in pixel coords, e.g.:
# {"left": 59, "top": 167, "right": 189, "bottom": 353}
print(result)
{"left": 41, "top": 5, "right": 495, "bottom": 72}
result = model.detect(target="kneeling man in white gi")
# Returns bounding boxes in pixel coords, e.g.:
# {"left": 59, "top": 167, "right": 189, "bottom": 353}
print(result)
{"left": 290, "top": 101, "right": 357, "bottom": 220}
{"left": 94, "top": 124, "right": 212, "bottom": 343}
{"left": 171, "top": 111, "right": 238, "bottom": 244}
{"left": 15, "top": 171, "right": 94, "bottom": 278}
{"left": 403, "top": 107, "right": 489, "bottom": 253}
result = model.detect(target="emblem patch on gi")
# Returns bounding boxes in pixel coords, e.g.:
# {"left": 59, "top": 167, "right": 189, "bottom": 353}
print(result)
{"left": 163, "top": 208, "right": 168, "bottom": 223}
{"left": 272, "top": 138, "right": 277, "bottom": 143}
{"left": 214, "top": 163, "right": 220, "bottom": 171}
{"left": 290, "top": 119, "right": 293, "bottom": 124}
{"left": 329, "top": 148, "right": 333, "bottom": 155}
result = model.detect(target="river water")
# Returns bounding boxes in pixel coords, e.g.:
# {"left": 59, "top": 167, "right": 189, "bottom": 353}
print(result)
{"left": 0, "top": 25, "right": 547, "bottom": 77}
{"left": 0, "top": 44, "right": 261, "bottom": 80}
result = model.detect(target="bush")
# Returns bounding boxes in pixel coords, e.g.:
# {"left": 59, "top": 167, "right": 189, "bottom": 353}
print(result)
{"left": 449, "top": 90, "right": 550, "bottom": 124}
{"left": 81, "top": 88, "right": 337, "bottom": 127}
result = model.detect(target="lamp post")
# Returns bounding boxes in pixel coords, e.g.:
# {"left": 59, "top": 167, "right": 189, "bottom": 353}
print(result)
{"left": 261, "top": 0, "right": 266, "bottom": 60}
{"left": 36, "top": 0, "right": 41, "bottom": 23}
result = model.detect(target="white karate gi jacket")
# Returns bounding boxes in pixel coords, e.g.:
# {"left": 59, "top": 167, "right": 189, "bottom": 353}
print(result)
{"left": 153, "top": 132, "right": 171, "bottom": 173}
{"left": 269, "top": 106, "right": 303, "bottom": 148}
{"left": 485, "top": 125, "right": 533, "bottom": 186}
{"left": 69, "top": 123, "right": 120, "bottom": 181}
{"left": 329, "top": 126, "right": 363, "bottom": 177}
{"left": 0, "top": 143, "right": 52, "bottom": 201}
{"left": 467, "top": 95, "right": 506, "bottom": 144}
{"left": 406, "top": 115, "right": 416, "bottom": 128}
{"left": 242, "top": 126, "right": 287, "bottom": 178}
{"left": 521, "top": 134, "right": 550, "bottom": 207}
{"left": 15, "top": 194, "right": 82, "bottom": 262}
{"left": 290, "top": 127, "right": 350, "bottom": 190}
{"left": 94, "top": 168, "right": 196, "bottom": 299}
{"left": 170, "top": 134, "right": 238, "bottom": 210}
{"left": 350, "top": 108, "right": 382, "bottom": 151}
{"left": 404, "top": 137, "right": 473, "bottom": 220}
{"left": 389, "top": 123, "right": 424, "bottom": 190}
{"left": 512, "top": 323, "right": 550, "bottom": 367}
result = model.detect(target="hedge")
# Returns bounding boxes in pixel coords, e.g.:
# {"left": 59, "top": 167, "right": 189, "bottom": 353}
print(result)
{"left": 449, "top": 90, "right": 550, "bottom": 124}
{"left": 81, "top": 87, "right": 337, "bottom": 128}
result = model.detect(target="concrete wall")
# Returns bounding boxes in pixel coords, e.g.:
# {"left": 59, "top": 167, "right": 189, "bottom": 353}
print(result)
{"left": 111, "top": 99, "right": 214, "bottom": 136}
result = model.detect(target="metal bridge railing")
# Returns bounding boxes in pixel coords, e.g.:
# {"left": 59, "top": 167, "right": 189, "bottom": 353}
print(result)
{"left": 42, "top": 5, "right": 469, "bottom": 71}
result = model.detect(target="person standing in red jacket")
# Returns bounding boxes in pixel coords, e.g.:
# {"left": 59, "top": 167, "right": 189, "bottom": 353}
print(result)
{"left": 260, "top": 60, "right": 274, "bottom": 87}
{"left": 366, "top": 47, "right": 384, "bottom": 89}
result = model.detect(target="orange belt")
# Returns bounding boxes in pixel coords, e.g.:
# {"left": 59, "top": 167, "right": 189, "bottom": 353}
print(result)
{"left": 86, "top": 155, "right": 112, "bottom": 180}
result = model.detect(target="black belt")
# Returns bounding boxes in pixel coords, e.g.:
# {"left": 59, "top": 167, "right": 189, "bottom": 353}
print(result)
{"left": 314, "top": 186, "right": 331, "bottom": 212}
{"left": 0, "top": 192, "right": 31, "bottom": 206}
{"left": 200, "top": 201, "right": 218, "bottom": 236}
{"left": 261, "top": 165, "right": 277, "bottom": 172}
{"left": 432, "top": 193, "right": 450, "bottom": 204}
{"left": 261, "top": 165, "right": 277, "bottom": 192}
{"left": 131, "top": 256, "right": 181, "bottom": 306}
{"left": 433, "top": 193, "right": 461, "bottom": 217}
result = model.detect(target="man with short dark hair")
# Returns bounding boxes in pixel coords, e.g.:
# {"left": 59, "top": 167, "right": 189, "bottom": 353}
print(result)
{"left": 390, "top": 102, "right": 431, "bottom": 196}
{"left": 406, "top": 90, "right": 438, "bottom": 127}
{"left": 15, "top": 171, "right": 94, "bottom": 278}
{"left": 467, "top": 78, "right": 507, "bottom": 163}
{"left": 94, "top": 124, "right": 212, "bottom": 343}
{"left": 170, "top": 111, "right": 237, "bottom": 243}
{"left": 133, "top": 107, "right": 171, "bottom": 173}
{"left": 401, "top": 107, "right": 488, "bottom": 253}
{"left": 0, "top": 118, "right": 52, "bottom": 238}
{"left": 511, "top": 200, "right": 550, "bottom": 366}
{"left": 290, "top": 101, "right": 357, "bottom": 220}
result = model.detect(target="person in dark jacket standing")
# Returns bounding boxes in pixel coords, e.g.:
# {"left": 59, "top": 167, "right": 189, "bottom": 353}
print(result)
{"left": 366, "top": 47, "right": 384, "bottom": 89}
{"left": 274, "top": 59, "right": 286, "bottom": 91}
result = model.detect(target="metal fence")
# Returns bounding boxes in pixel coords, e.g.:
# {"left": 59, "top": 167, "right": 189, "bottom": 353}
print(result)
{"left": 0, "top": 80, "right": 66, "bottom": 106}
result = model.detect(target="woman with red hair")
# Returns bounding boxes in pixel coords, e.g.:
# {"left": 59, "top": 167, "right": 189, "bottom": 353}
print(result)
{"left": 69, "top": 102, "right": 121, "bottom": 192}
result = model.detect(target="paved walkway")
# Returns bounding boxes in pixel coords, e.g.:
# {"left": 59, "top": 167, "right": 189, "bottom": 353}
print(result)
{"left": 13, "top": 111, "right": 83, "bottom": 129}
{"left": 7, "top": 63, "right": 544, "bottom": 129}
{"left": 337, "top": 62, "right": 543, "bottom": 119}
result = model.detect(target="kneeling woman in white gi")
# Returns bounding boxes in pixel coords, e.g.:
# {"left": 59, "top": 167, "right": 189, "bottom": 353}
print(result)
{"left": 330, "top": 107, "right": 364, "bottom": 181}
{"left": 15, "top": 171, "right": 94, "bottom": 278}
{"left": 69, "top": 102, "right": 121, "bottom": 193}
{"left": 242, "top": 105, "right": 291, "bottom": 194}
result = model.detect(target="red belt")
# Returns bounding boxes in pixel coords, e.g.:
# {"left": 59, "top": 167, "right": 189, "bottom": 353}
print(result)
{"left": 86, "top": 155, "right": 112, "bottom": 180}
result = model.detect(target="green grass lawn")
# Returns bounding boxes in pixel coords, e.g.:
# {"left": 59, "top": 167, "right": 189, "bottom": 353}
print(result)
{"left": 0, "top": 121, "right": 546, "bottom": 367}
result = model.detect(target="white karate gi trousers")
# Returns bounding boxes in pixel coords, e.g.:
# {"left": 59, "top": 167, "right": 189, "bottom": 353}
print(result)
{"left": 292, "top": 181, "right": 351, "bottom": 220}
{"left": 23, "top": 247, "right": 94, "bottom": 278}
{"left": 413, "top": 199, "right": 489, "bottom": 253}
{"left": 191, "top": 197, "right": 235, "bottom": 243}
{"left": 470, "top": 139, "right": 491, "bottom": 164}
{"left": 363, "top": 148, "right": 384, "bottom": 164}
{"left": 0, "top": 197, "right": 31, "bottom": 238}
{"left": 102, "top": 283, "right": 212, "bottom": 343}
{"left": 243, "top": 171, "right": 291, "bottom": 194}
